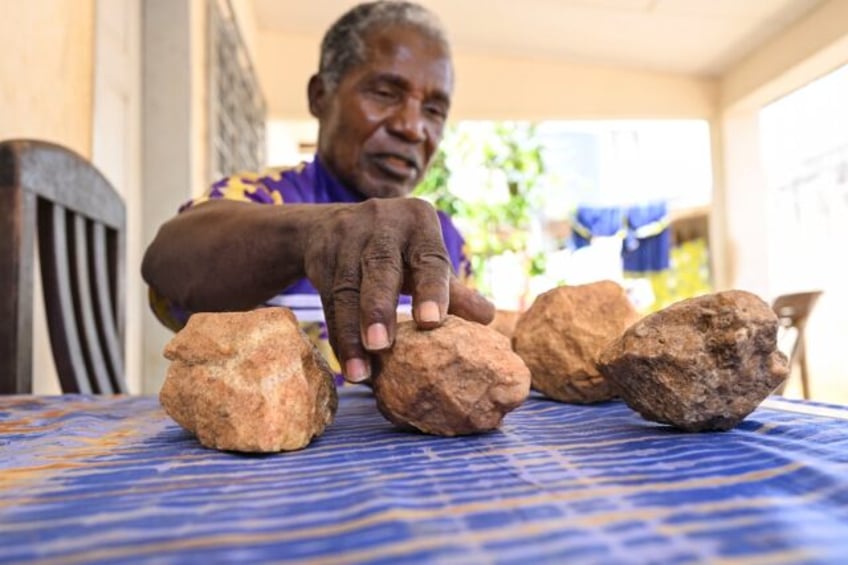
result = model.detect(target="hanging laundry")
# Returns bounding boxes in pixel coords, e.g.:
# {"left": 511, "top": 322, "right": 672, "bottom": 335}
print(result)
{"left": 571, "top": 206, "right": 626, "bottom": 249}
{"left": 623, "top": 202, "right": 671, "bottom": 272}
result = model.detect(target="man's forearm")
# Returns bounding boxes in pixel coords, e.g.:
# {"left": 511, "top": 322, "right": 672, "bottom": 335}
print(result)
{"left": 141, "top": 199, "right": 329, "bottom": 312}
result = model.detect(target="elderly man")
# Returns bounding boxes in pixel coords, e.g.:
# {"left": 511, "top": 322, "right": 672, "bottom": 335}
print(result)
{"left": 142, "top": 1, "right": 494, "bottom": 384}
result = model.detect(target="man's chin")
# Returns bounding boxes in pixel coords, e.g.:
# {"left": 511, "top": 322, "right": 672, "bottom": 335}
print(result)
{"left": 359, "top": 179, "right": 415, "bottom": 199}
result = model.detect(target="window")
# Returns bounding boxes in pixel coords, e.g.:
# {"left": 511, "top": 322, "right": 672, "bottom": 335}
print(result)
{"left": 207, "top": 0, "right": 266, "bottom": 181}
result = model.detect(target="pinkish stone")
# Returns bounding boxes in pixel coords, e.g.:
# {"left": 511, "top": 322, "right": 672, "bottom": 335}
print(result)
{"left": 160, "top": 308, "right": 337, "bottom": 452}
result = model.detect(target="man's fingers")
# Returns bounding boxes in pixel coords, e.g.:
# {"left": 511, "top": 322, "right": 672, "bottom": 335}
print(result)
{"left": 328, "top": 256, "right": 370, "bottom": 384}
{"left": 305, "top": 198, "right": 473, "bottom": 378}
{"left": 306, "top": 205, "right": 374, "bottom": 383}
{"left": 389, "top": 199, "right": 450, "bottom": 329}
{"left": 359, "top": 234, "right": 403, "bottom": 351}
{"left": 448, "top": 276, "right": 496, "bottom": 325}
{"left": 406, "top": 243, "right": 451, "bottom": 329}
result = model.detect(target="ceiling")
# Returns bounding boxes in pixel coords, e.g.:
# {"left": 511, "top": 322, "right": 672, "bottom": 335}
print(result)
{"left": 251, "top": 0, "right": 824, "bottom": 77}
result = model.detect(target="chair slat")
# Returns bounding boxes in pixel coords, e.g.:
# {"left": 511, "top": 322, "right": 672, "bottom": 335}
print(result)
{"left": 109, "top": 226, "right": 126, "bottom": 346}
{"left": 0, "top": 185, "right": 35, "bottom": 394}
{"left": 92, "top": 223, "right": 127, "bottom": 393}
{"left": 71, "top": 214, "right": 115, "bottom": 394}
{"left": 38, "top": 201, "right": 92, "bottom": 395}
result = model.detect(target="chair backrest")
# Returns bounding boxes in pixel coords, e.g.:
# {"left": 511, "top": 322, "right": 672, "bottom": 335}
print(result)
{"left": 772, "top": 291, "right": 822, "bottom": 332}
{"left": 0, "top": 139, "right": 127, "bottom": 394}
{"left": 771, "top": 290, "right": 822, "bottom": 399}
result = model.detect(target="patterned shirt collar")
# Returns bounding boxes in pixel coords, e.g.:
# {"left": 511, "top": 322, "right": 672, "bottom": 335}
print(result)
{"left": 310, "top": 155, "right": 367, "bottom": 203}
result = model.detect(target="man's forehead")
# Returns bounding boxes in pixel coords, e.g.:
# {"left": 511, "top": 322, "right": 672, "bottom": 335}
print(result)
{"left": 359, "top": 25, "right": 453, "bottom": 90}
{"left": 363, "top": 25, "right": 450, "bottom": 65}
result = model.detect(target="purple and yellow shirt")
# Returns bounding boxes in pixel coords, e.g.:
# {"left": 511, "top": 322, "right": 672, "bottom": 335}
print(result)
{"left": 149, "top": 156, "right": 471, "bottom": 376}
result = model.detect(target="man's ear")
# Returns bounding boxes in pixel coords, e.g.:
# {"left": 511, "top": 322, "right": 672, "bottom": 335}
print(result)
{"left": 307, "top": 74, "right": 326, "bottom": 118}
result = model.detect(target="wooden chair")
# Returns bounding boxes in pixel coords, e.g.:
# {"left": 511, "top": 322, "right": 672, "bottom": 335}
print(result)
{"left": 772, "top": 290, "right": 822, "bottom": 399}
{"left": 0, "top": 139, "right": 127, "bottom": 394}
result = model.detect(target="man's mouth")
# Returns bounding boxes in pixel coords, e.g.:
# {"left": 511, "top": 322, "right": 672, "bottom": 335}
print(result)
{"left": 372, "top": 153, "right": 419, "bottom": 180}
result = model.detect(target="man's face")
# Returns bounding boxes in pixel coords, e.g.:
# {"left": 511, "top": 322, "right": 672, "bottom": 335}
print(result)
{"left": 310, "top": 25, "right": 453, "bottom": 199}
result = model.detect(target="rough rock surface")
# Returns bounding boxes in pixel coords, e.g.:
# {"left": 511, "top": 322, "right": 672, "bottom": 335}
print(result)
{"left": 160, "top": 308, "right": 338, "bottom": 452}
{"left": 512, "top": 281, "right": 640, "bottom": 404}
{"left": 598, "top": 290, "right": 789, "bottom": 432}
{"left": 374, "top": 315, "right": 531, "bottom": 436}
{"left": 489, "top": 309, "right": 522, "bottom": 339}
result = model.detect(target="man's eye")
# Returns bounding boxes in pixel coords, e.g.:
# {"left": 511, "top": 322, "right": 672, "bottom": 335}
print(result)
{"left": 372, "top": 88, "right": 397, "bottom": 100}
{"left": 424, "top": 104, "right": 447, "bottom": 120}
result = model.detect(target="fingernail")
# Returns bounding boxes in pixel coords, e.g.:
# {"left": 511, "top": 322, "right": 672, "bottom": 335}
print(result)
{"left": 366, "top": 323, "right": 390, "bottom": 350}
{"left": 418, "top": 301, "right": 441, "bottom": 323}
{"left": 345, "top": 358, "right": 370, "bottom": 383}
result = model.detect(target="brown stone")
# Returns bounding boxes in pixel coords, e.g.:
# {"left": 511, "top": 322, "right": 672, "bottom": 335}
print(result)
{"left": 512, "top": 280, "right": 640, "bottom": 403}
{"left": 160, "top": 308, "right": 338, "bottom": 452}
{"left": 489, "top": 309, "right": 522, "bottom": 339}
{"left": 374, "top": 315, "right": 531, "bottom": 436}
{"left": 598, "top": 290, "right": 789, "bottom": 432}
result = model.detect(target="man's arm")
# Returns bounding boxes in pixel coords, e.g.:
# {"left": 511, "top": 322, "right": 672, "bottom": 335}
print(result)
{"left": 142, "top": 198, "right": 494, "bottom": 382}
{"left": 142, "top": 199, "right": 316, "bottom": 313}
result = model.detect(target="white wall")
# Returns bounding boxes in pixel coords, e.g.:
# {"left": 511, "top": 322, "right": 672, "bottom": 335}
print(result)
{"left": 0, "top": 0, "right": 95, "bottom": 154}
{"left": 255, "top": 30, "right": 717, "bottom": 121}
{"left": 717, "top": 110, "right": 771, "bottom": 296}
{"left": 451, "top": 54, "right": 716, "bottom": 121}
{"left": 0, "top": 0, "right": 96, "bottom": 394}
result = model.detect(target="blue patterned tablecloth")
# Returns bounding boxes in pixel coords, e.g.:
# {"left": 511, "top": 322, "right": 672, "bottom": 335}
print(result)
{"left": 2, "top": 389, "right": 848, "bottom": 564}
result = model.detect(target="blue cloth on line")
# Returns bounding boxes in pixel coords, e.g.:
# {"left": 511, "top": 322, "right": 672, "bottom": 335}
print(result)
{"left": 623, "top": 202, "right": 671, "bottom": 272}
{"left": 571, "top": 206, "right": 625, "bottom": 249}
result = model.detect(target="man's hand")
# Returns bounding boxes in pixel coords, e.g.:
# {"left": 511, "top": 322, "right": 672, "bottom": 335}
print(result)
{"left": 142, "top": 198, "right": 493, "bottom": 384}
{"left": 304, "top": 198, "right": 494, "bottom": 382}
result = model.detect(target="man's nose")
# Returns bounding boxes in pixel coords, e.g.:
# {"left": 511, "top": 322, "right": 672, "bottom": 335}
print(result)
{"left": 387, "top": 99, "right": 426, "bottom": 142}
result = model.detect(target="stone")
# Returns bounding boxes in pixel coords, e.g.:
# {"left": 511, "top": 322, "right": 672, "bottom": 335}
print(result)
{"left": 489, "top": 309, "right": 522, "bottom": 339}
{"left": 160, "top": 308, "right": 338, "bottom": 452}
{"left": 598, "top": 290, "right": 789, "bottom": 432}
{"left": 374, "top": 315, "right": 531, "bottom": 436}
{"left": 512, "top": 280, "right": 640, "bottom": 404}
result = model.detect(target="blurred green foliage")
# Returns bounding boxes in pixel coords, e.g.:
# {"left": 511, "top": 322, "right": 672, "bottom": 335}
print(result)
{"left": 414, "top": 122, "right": 547, "bottom": 294}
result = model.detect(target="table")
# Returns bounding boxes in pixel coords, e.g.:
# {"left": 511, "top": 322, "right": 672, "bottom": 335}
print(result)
{"left": 2, "top": 389, "right": 848, "bottom": 564}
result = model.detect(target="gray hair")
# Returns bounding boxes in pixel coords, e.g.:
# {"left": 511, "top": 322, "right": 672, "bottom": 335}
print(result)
{"left": 318, "top": 1, "right": 451, "bottom": 92}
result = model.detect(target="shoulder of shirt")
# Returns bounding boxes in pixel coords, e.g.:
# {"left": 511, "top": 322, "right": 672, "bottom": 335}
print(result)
{"left": 223, "top": 162, "right": 306, "bottom": 185}
{"left": 189, "top": 162, "right": 309, "bottom": 208}
{"left": 255, "top": 162, "right": 307, "bottom": 182}
{"left": 435, "top": 208, "right": 461, "bottom": 233}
